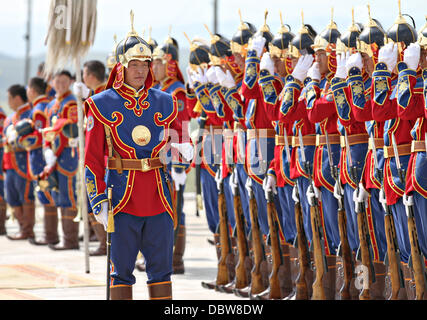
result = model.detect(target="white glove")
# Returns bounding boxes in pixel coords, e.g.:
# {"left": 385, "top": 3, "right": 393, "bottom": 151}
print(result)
{"left": 403, "top": 42, "right": 421, "bottom": 71}
{"left": 215, "top": 165, "right": 223, "bottom": 191}
{"left": 72, "top": 81, "right": 90, "bottom": 99}
{"left": 192, "top": 67, "right": 208, "bottom": 84}
{"left": 245, "top": 176, "right": 253, "bottom": 194}
{"left": 171, "top": 168, "right": 187, "bottom": 190}
{"left": 307, "top": 62, "right": 321, "bottom": 82}
{"left": 292, "top": 185, "right": 299, "bottom": 203}
{"left": 346, "top": 52, "right": 363, "bottom": 73}
{"left": 95, "top": 201, "right": 109, "bottom": 231}
{"left": 335, "top": 52, "right": 349, "bottom": 79}
{"left": 249, "top": 34, "right": 266, "bottom": 58}
{"left": 186, "top": 66, "right": 195, "bottom": 89}
{"left": 229, "top": 168, "right": 238, "bottom": 196}
{"left": 403, "top": 194, "right": 414, "bottom": 217}
{"left": 43, "top": 148, "right": 57, "bottom": 170}
{"left": 379, "top": 188, "right": 388, "bottom": 212}
{"left": 68, "top": 138, "right": 79, "bottom": 148}
{"left": 333, "top": 180, "right": 344, "bottom": 201}
{"left": 260, "top": 52, "right": 275, "bottom": 75}
{"left": 262, "top": 175, "right": 277, "bottom": 200}
{"left": 217, "top": 69, "right": 236, "bottom": 89}
{"left": 171, "top": 142, "right": 194, "bottom": 162}
{"left": 306, "top": 182, "right": 320, "bottom": 207}
{"left": 5, "top": 126, "right": 17, "bottom": 144}
{"left": 378, "top": 43, "right": 398, "bottom": 73}
{"left": 353, "top": 183, "right": 369, "bottom": 213}
{"left": 206, "top": 66, "right": 219, "bottom": 84}
{"left": 292, "top": 54, "right": 314, "bottom": 82}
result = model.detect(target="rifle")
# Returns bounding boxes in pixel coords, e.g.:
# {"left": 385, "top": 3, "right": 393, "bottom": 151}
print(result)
{"left": 345, "top": 131, "right": 376, "bottom": 300}
{"left": 106, "top": 187, "right": 114, "bottom": 300}
{"left": 212, "top": 127, "right": 235, "bottom": 287}
{"left": 284, "top": 130, "right": 311, "bottom": 300}
{"left": 325, "top": 131, "right": 354, "bottom": 300}
{"left": 391, "top": 133, "right": 426, "bottom": 299}
{"left": 299, "top": 129, "right": 328, "bottom": 300}
{"left": 246, "top": 178, "right": 270, "bottom": 295}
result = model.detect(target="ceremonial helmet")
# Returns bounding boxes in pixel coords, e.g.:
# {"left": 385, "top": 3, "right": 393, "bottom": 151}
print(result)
{"left": 146, "top": 26, "right": 158, "bottom": 53}
{"left": 204, "top": 24, "right": 232, "bottom": 65}
{"left": 386, "top": 0, "right": 417, "bottom": 48}
{"left": 336, "top": 8, "right": 363, "bottom": 55}
{"left": 357, "top": 5, "right": 386, "bottom": 57}
{"left": 311, "top": 8, "right": 341, "bottom": 53}
{"left": 152, "top": 35, "right": 180, "bottom": 62}
{"left": 15, "top": 119, "right": 34, "bottom": 137}
{"left": 230, "top": 9, "right": 257, "bottom": 56}
{"left": 185, "top": 33, "right": 211, "bottom": 71}
{"left": 115, "top": 11, "right": 152, "bottom": 68}
{"left": 418, "top": 17, "right": 427, "bottom": 49}
{"left": 288, "top": 11, "right": 318, "bottom": 58}
{"left": 255, "top": 10, "right": 274, "bottom": 48}
{"left": 106, "top": 35, "right": 118, "bottom": 70}
{"left": 269, "top": 12, "right": 295, "bottom": 60}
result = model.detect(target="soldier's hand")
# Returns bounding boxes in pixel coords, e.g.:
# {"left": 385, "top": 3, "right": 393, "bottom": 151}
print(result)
{"left": 260, "top": 52, "right": 275, "bottom": 75}
{"left": 379, "top": 189, "right": 388, "bottom": 212}
{"left": 219, "top": 70, "right": 236, "bottom": 89}
{"left": 306, "top": 182, "right": 320, "bottom": 206}
{"left": 95, "top": 202, "right": 109, "bottom": 231}
{"left": 72, "top": 82, "right": 90, "bottom": 99}
{"left": 292, "top": 54, "right": 314, "bottom": 82}
{"left": 43, "top": 147, "right": 57, "bottom": 170}
{"left": 249, "top": 34, "right": 266, "bottom": 58}
{"left": 307, "top": 62, "right": 321, "bottom": 82}
{"left": 171, "top": 168, "right": 187, "bottom": 191}
{"left": 333, "top": 180, "right": 344, "bottom": 201}
{"left": 206, "top": 66, "right": 220, "bottom": 84}
{"left": 378, "top": 43, "right": 398, "bottom": 73}
{"left": 245, "top": 176, "right": 253, "bottom": 194}
{"left": 171, "top": 142, "right": 194, "bottom": 162}
{"left": 335, "top": 51, "right": 349, "bottom": 79}
{"left": 403, "top": 193, "right": 414, "bottom": 217}
{"left": 192, "top": 67, "right": 208, "bottom": 84}
{"left": 346, "top": 52, "right": 363, "bottom": 73}
{"left": 214, "top": 165, "right": 223, "bottom": 191}
{"left": 403, "top": 42, "right": 421, "bottom": 71}
{"left": 354, "top": 183, "right": 369, "bottom": 209}
{"left": 186, "top": 66, "right": 195, "bottom": 89}
{"left": 5, "top": 125, "right": 17, "bottom": 144}
{"left": 292, "top": 185, "right": 299, "bottom": 203}
{"left": 262, "top": 175, "right": 277, "bottom": 200}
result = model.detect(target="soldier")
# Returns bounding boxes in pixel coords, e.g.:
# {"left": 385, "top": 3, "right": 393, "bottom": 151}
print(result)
{"left": 18, "top": 77, "right": 60, "bottom": 246}
{"left": 151, "top": 34, "right": 191, "bottom": 274}
{"left": 84, "top": 20, "right": 193, "bottom": 300}
{"left": 4, "top": 85, "right": 35, "bottom": 241}
{"left": 43, "top": 70, "right": 80, "bottom": 251}
{"left": 0, "top": 106, "right": 7, "bottom": 235}
{"left": 73, "top": 60, "right": 108, "bottom": 256}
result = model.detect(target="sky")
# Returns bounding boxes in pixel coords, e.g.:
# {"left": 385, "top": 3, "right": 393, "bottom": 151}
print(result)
{"left": 0, "top": 0, "right": 426, "bottom": 59}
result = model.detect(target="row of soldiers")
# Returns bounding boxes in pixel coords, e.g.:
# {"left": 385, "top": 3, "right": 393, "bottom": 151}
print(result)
{"left": 171, "top": 4, "right": 427, "bottom": 300}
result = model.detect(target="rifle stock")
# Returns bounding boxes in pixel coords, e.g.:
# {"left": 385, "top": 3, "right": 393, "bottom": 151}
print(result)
{"left": 310, "top": 204, "right": 327, "bottom": 300}
{"left": 337, "top": 206, "right": 353, "bottom": 300}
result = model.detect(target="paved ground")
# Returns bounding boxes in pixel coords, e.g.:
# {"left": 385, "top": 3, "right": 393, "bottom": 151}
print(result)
{"left": 0, "top": 194, "right": 243, "bottom": 300}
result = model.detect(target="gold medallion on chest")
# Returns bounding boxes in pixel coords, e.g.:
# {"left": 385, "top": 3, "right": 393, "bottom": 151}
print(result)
{"left": 132, "top": 125, "right": 151, "bottom": 146}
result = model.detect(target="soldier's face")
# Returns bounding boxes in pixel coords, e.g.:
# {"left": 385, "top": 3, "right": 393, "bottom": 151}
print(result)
{"left": 53, "top": 75, "right": 72, "bottom": 96}
{"left": 152, "top": 59, "right": 166, "bottom": 82}
{"left": 233, "top": 53, "right": 245, "bottom": 72}
{"left": 125, "top": 60, "right": 150, "bottom": 90}
{"left": 361, "top": 52, "right": 374, "bottom": 77}
{"left": 26, "top": 86, "right": 37, "bottom": 103}
{"left": 7, "top": 92, "right": 23, "bottom": 111}
{"left": 315, "top": 50, "right": 328, "bottom": 75}
{"left": 272, "top": 56, "right": 286, "bottom": 77}
{"left": 420, "top": 49, "right": 427, "bottom": 69}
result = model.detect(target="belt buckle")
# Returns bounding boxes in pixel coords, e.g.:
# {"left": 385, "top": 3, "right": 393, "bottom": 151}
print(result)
{"left": 141, "top": 158, "right": 151, "bottom": 172}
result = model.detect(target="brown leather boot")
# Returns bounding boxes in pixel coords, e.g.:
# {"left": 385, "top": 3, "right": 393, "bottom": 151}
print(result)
{"left": 323, "top": 255, "right": 337, "bottom": 300}
{"left": 148, "top": 281, "right": 172, "bottom": 300}
{"left": 110, "top": 285, "right": 133, "bottom": 300}
{"left": 201, "top": 233, "right": 221, "bottom": 290}
{"left": 0, "top": 201, "right": 7, "bottom": 235}
{"left": 370, "top": 261, "right": 386, "bottom": 300}
{"left": 89, "top": 218, "right": 107, "bottom": 256}
{"left": 7, "top": 205, "right": 34, "bottom": 240}
{"left": 49, "top": 208, "right": 79, "bottom": 250}
{"left": 172, "top": 225, "right": 186, "bottom": 274}
{"left": 29, "top": 205, "right": 59, "bottom": 245}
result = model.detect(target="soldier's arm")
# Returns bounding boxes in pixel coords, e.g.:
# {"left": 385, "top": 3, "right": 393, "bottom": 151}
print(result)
{"left": 346, "top": 67, "right": 374, "bottom": 122}
{"left": 279, "top": 75, "right": 308, "bottom": 124}
{"left": 17, "top": 110, "right": 47, "bottom": 150}
{"left": 258, "top": 70, "right": 284, "bottom": 121}
{"left": 331, "top": 76, "right": 355, "bottom": 127}
{"left": 306, "top": 79, "right": 337, "bottom": 123}
{"left": 396, "top": 62, "right": 425, "bottom": 120}
{"left": 185, "top": 87, "right": 201, "bottom": 119}
{"left": 241, "top": 49, "right": 261, "bottom": 99}
{"left": 370, "top": 62, "right": 398, "bottom": 121}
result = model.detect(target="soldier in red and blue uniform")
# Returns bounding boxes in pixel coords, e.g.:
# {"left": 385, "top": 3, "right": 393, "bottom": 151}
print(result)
{"left": 17, "top": 77, "right": 59, "bottom": 246}
{"left": 152, "top": 35, "right": 191, "bottom": 274}
{"left": 43, "top": 70, "right": 80, "bottom": 251}
{"left": 0, "top": 106, "right": 7, "bottom": 236}
{"left": 4, "top": 85, "right": 35, "bottom": 241}
{"left": 84, "top": 25, "right": 193, "bottom": 300}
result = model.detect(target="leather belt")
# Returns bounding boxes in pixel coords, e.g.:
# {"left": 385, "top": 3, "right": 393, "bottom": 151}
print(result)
{"left": 340, "top": 133, "right": 369, "bottom": 147}
{"left": 316, "top": 134, "right": 341, "bottom": 146}
{"left": 247, "top": 129, "right": 276, "bottom": 140}
{"left": 368, "top": 138, "right": 384, "bottom": 150}
{"left": 292, "top": 135, "right": 317, "bottom": 147}
{"left": 275, "top": 135, "right": 293, "bottom": 146}
{"left": 383, "top": 144, "right": 412, "bottom": 159}
{"left": 107, "top": 157, "right": 164, "bottom": 172}
{"left": 203, "top": 126, "right": 223, "bottom": 136}
{"left": 411, "top": 140, "right": 426, "bottom": 153}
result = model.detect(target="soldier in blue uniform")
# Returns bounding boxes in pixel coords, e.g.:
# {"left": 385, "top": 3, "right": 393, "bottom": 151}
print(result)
{"left": 84, "top": 20, "right": 193, "bottom": 300}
